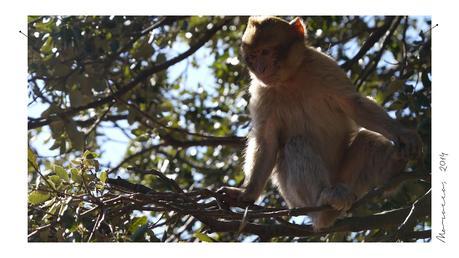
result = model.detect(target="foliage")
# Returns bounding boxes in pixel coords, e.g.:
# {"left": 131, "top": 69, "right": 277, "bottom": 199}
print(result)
{"left": 27, "top": 16, "right": 431, "bottom": 242}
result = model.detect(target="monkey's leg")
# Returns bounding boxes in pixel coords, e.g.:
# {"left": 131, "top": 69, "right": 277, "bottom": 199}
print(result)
{"left": 332, "top": 129, "right": 407, "bottom": 203}
{"left": 273, "top": 136, "right": 339, "bottom": 230}
{"left": 314, "top": 130, "right": 407, "bottom": 230}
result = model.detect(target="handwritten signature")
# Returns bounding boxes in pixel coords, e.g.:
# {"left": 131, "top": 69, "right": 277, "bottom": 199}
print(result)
{"left": 436, "top": 181, "right": 446, "bottom": 243}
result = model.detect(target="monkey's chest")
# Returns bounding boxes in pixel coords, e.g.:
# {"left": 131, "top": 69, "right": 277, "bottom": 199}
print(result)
{"left": 274, "top": 96, "right": 354, "bottom": 159}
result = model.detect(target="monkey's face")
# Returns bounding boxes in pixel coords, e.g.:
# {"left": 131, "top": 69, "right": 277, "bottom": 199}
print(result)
{"left": 241, "top": 16, "right": 305, "bottom": 84}
{"left": 241, "top": 43, "right": 282, "bottom": 82}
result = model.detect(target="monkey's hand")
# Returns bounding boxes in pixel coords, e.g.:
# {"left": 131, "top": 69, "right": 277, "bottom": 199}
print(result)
{"left": 394, "top": 128, "right": 422, "bottom": 160}
{"left": 217, "top": 186, "right": 255, "bottom": 207}
{"left": 318, "top": 184, "right": 356, "bottom": 211}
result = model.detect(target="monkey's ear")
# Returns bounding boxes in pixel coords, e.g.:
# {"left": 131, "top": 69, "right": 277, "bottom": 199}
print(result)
{"left": 289, "top": 17, "right": 306, "bottom": 38}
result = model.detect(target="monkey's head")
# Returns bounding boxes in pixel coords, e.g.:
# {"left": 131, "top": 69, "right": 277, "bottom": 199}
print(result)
{"left": 241, "top": 16, "right": 306, "bottom": 84}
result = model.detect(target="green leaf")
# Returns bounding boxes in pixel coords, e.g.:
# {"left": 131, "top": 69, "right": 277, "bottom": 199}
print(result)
{"left": 384, "top": 79, "right": 404, "bottom": 99}
{"left": 69, "top": 90, "right": 84, "bottom": 107}
{"left": 131, "top": 128, "right": 144, "bottom": 137}
{"left": 59, "top": 141, "right": 67, "bottom": 154}
{"left": 156, "top": 53, "right": 167, "bottom": 64}
{"left": 28, "top": 16, "right": 40, "bottom": 23}
{"left": 34, "top": 22, "right": 53, "bottom": 33}
{"left": 127, "top": 109, "right": 136, "bottom": 125}
{"left": 99, "top": 171, "right": 108, "bottom": 183}
{"left": 64, "top": 121, "right": 85, "bottom": 150}
{"left": 71, "top": 168, "right": 83, "bottom": 183}
{"left": 46, "top": 177, "right": 56, "bottom": 190}
{"left": 388, "top": 100, "right": 404, "bottom": 110}
{"left": 49, "top": 121, "right": 65, "bottom": 138}
{"left": 28, "top": 148, "right": 38, "bottom": 169}
{"left": 84, "top": 159, "right": 100, "bottom": 171}
{"left": 48, "top": 175, "right": 62, "bottom": 186}
{"left": 131, "top": 224, "right": 148, "bottom": 242}
{"left": 132, "top": 38, "right": 154, "bottom": 59}
{"left": 49, "top": 140, "right": 62, "bottom": 151}
{"left": 54, "top": 165, "right": 69, "bottom": 182}
{"left": 137, "top": 135, "right": 149, "bottom": 142}
{"left": 43, "top": 201, "right": 60, "bottom": 220}
{"left": 93, "top": 78, "right": 107, "bottom": 92}
{"left": 28, "top": 191, "right": 50, "bottom": 205}
{"left": 193, "top": 232, "right": 216, "bottom": 242}
{"left": 374, "top": 91, "right": 385, "bottom": 105}
{"left": 60, "top": 210, "right": 76, "bottom": 229}
{"left": 40, "top": 36, "right": 53, "bottom": 54}
{"left": 83, "top": 150, "right": 99, "bottom": 159}
{"left": 123, "top": 65, "right": 131, "bottom": 77}
{"left": 129, "top": 216, "right": 148, "bottom": 233}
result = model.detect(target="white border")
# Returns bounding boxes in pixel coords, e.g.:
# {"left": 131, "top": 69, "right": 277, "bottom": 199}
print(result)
{"left": 23, "top": 0, "right": 432, "bottom": 15}
{"left": 2, "top": 1, "right": 458, "bottom": 258}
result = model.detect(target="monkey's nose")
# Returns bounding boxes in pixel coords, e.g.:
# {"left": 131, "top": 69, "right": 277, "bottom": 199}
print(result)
{"left": 255, "top": 63, "right": 266, "bottom": 75}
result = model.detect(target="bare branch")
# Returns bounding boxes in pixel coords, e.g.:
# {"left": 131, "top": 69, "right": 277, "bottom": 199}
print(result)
{"left": 341, "top": 16, "right": 396, "bottom": 70}
{"left": 102, "top": 171, "right": 430, "bottom": 239}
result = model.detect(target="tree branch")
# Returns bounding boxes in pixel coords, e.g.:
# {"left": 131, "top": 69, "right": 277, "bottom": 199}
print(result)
{"left": 28, "top": 17, "right": 231, "bottom": 130}
{"left": 103, "top": 171, "right": 430, "bottom": 240}
{"left": 341, "top": 16, "right": 396, "bottom": 71}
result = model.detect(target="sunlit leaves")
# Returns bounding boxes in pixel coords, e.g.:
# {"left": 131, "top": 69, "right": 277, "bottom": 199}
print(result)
{"left": 194, "top": 232, "right": 218, "bottom": 242}
{"left": 70, "top": 168, "right": 83, "bottom": 183}
{"left": 99, "top": 170, "right": 108, "bottom": 183}
{"left": 40, "top": 36, "right": 53, "bottom": 54}
{"left": 34, "top": 21, "right": 53, "bottom": 33}
{"left": 28, "top": 150, "right": 110, "bottom": 241}
{"left": 129, "top": 216, "right": 148, "bottom": 233}
{"left": 83, "top": 150, "right": 98, "bottom": 159}
{"left": 54, "top": 165, "right": 70, "bottom": 182}
{"left": 28, "top": 148, "right": 38, "bottom": 170}
{"left": 28, "top": 191, "right": 51, "bottom": 205}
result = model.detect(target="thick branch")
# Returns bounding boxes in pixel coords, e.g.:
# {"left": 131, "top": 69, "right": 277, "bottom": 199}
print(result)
{"left": 104, "top": 171, "right": 430, "bottom": 239}
{"left": 194, "top": 190, "right": 430, "bottom": 238}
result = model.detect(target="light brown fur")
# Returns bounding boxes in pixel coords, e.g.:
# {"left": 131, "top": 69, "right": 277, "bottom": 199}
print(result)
{"left": 218, "top": 16, "right": 421, "bottom": 230}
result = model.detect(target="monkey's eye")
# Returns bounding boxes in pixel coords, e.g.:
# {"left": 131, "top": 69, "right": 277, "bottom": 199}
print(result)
{"left": 245, "top": 54, "right": 256, "bottom": 63}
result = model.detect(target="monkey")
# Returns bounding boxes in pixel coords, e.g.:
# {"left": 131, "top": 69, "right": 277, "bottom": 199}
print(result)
{"left": 218, "top": 16, "right": 422, "bottom": 230}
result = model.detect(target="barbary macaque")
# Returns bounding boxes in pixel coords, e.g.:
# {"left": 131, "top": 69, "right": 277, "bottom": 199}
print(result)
{"left": 218, "top": 16, "right": 421, "bottom": 230}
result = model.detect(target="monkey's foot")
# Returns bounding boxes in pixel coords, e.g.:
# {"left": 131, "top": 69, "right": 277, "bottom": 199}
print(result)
{"left": 216, "top": 186, "right": 255, "bottom": 207}
{"left": 318, "top": 184, "right": 356, "bottom": 211}
{"left": 312, "top": 210, "right": 341, "bottom": 232}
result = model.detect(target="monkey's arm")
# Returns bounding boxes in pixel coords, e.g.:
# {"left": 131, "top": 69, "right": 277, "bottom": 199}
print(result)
{"left": 218, "top": 118, "right": 278, "bottom": 204}
{"left": 335, "top": 91, "right": 421, "bottom": 158}
{"left": 242, "top": 126, "right": 279, "bottom": 202}
{"left": 337, "top": 93, "right": 399, "bottom": 139}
